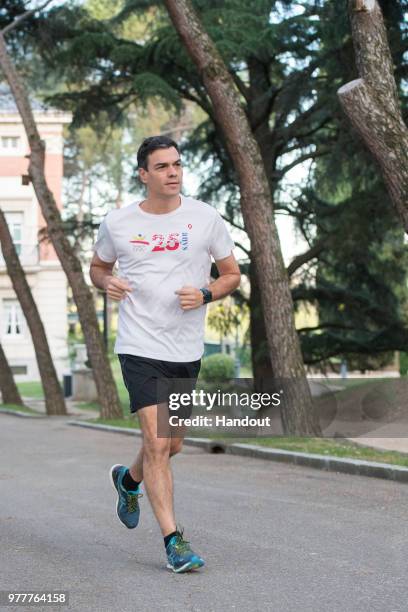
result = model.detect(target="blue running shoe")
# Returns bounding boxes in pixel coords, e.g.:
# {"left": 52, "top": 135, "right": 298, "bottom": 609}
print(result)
{"left": 166, "top": 530, "right": 205, "bottom": 573}
{"left": 109, "top": 464, "right": 142, "bottom": 529}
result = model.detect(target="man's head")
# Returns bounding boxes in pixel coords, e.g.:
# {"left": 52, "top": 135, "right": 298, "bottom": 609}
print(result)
{"left": 137, "top": 136, "right": 182, "bottom": 198}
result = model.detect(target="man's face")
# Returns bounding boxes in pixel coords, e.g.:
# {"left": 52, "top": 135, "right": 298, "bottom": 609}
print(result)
{"left": 139, "top": 147, "right": 183, "bottom": 197}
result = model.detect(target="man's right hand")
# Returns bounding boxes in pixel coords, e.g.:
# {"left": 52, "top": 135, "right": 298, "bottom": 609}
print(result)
{"left": 103, "top": 276, "right": 132, "bottom": 301}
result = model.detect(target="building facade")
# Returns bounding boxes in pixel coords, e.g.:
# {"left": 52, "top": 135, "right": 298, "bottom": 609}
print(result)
{"left": 0, "top": 88, "right": 71, "bottom": 381}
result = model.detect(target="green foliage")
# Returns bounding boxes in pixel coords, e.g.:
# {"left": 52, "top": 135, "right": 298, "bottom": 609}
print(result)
{"left": 0, "top": 403, "right": 37, "bottom": 415}
{"left": 238, "top": 344, "right": 251, "bottom": 370}
{"left": 131, "top": 72, "right": 181, "bottom": 110}
{"left": 200, "top": 353, "right": 235, "bottom": 383}
{"left": 207, "top": 301, "right": 249, "bottom": 339}
{"left": 7, "top": 0, "right": 406, "bottom": 371}
{"left": 285, "top": 0, "right": 408, "bottom": 369}
{"left": 400, "top": 353, "right": 408, "bottom": 377}
{"left": 16, "top": 381, "right": 44, "bottom": 399}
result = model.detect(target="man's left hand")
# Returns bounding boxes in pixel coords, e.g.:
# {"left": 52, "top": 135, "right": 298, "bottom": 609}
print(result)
{"left": 175, "top": 286, "right": 204, "bottom": 310}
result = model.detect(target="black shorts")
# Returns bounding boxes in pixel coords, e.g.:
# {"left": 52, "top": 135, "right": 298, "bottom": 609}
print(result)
{"left": 118, "top": 354, "right": 201, "bottom": 414}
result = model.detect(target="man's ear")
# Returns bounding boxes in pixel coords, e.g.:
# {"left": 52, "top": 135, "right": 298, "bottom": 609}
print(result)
{"left": 139, "top": 168, "right": 148, "bottom": 184}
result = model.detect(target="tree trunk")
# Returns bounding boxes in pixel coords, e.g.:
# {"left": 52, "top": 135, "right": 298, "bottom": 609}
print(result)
{"left": 0, "top": 209, "right": 66, "bottom": 415}
{"left": 337, "top": 0, "right": 408, "bottom": 233}
{"left": 0, "top": 341, "right": 24, "bottom": 406}
{"left": 77, "top": 171, "right": 87, "bottom": 225}
{"left": 0, "top": 35, "right": 122, "bottom": 420}
{"left": 163, "top": 0, "right": 320, "bottom": 435}
{"left": 115, "top": 186, "right": 123, "bottom": 209}
{"left": 249, "top": 260, "right": 274, "bottom": 385}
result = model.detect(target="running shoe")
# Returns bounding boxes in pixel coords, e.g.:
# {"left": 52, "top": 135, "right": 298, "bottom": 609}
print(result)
{"left": 109, "top": 464, "right": 142, "bottom": 529}
{"left": 166, "top": 529, "right": 205, "bottom": 573}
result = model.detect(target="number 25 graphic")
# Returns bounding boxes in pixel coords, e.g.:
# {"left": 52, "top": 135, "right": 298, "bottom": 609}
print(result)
{"left": 152, "top": 233, "right": 180, "bottom": 251}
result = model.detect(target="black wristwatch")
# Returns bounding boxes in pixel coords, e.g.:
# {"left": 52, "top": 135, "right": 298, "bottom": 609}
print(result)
{"left": 200, "top": 288, "right": 213, "bottom": 304}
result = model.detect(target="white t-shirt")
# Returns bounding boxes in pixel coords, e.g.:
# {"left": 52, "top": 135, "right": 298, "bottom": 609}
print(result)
{"left": 94, "top": 195, "right": 235, "bottom": 362}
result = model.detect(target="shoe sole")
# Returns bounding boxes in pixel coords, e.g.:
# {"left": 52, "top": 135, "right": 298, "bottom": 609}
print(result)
{"left": 109, "top": 464, "right": 138, "bottom": 530}
{"left": 166, "top": 560, "right": 205, "bottom": 573}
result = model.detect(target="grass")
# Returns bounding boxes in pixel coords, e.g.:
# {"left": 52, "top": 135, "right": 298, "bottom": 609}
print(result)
{"left": 0, "top": 403, "right": 39, "bottom": 415}
{"left": 83, "top": 415, "right": 408, "bottom": 468}
{"left": 15, "top": 358, "right": 129, "bottom": 409}
{"left": 92, "top": 417, "right": 140, "bottom": 429}
{"left": 233, "top": 436, "right": 408, "bottom": 467}
{"left": 76, "top": 401, "right": 101, "bottom": 412}
{"left": 16, "top": 381, "right": 44, "bottom": 398}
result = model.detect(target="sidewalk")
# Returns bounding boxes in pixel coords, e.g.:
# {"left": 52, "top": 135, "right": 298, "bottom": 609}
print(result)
{"left": 348, "top": 422, "right": 408, "bottom": 454}
{"left": 21, "top": 396, "right": 97, "bottom": 419}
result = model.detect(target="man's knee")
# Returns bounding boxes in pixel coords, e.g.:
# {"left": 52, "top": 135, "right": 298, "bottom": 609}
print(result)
{"left": 143, "top": 438, "right": 171, "bottom": 462}
{"left": 169, "top": 438, "right": 183, "bottom": 457}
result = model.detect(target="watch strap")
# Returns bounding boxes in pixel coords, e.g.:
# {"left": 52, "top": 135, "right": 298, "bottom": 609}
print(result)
{"left": 200, "top": 288, "right": 212, "bottom": 304}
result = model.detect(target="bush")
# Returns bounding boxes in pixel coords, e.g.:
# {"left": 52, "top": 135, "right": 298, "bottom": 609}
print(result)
{"left": 200, "top": 353, "right": 235, "bottom": 382}
{"left": 400, "top": 352, "right": 408, "bottom": 376}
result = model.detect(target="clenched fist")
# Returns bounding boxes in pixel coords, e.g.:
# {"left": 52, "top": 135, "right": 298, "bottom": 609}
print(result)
{"left": 175, "top": 286, "right": 204, "bottom": 310}
{"left": 104, "top": 276, "right": 132, "bottom": 301}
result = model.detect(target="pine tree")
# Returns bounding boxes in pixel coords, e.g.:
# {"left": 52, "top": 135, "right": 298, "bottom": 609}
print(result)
{"left": 10, "top": 0, "right": 407, "bottom": 377}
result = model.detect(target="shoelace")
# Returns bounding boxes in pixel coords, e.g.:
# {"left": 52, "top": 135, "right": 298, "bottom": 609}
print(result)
{"left": 173, "top": 531, "right": 191, "bottom": 554}
{"left": 126, "top": 491, "right": 143, "bottom": 513}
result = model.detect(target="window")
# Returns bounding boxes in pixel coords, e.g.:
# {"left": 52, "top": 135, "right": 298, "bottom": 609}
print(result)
{"left": 3, "top": 300, "right": 25, "bottom": 337}
{"left": 2, "top": 212, "right": 23, "bottom": 256}
{"left": 11, "top": 365, "right": 27, "bottom": 375}
{"left": 1, "top": 136, "right": 20, "bottom": 149}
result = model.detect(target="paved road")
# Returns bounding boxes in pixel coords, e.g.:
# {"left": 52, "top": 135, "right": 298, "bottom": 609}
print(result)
{"left": 1, "top": 414, "right": 408, "bottom": 612}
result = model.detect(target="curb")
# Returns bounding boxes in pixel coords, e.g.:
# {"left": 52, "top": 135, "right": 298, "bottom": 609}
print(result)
{"left": 68, "top": 420, "right": 224, "bottom": 451}
{"left": 69, "top": 421, "right": 143, "bottom": 437}
{"left": 68, "top": 420, "right": 408, "bottom": 484}
{"left": 0, "top": 407, "right": 44, "bottom": 418}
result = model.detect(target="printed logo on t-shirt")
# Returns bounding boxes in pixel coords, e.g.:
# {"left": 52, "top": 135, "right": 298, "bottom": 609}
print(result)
{"left": 129, "top": 229, "right": 190, "bottom": 254}
{"left": 129, "top": 234, "right": 150, "bottom": 252}
{"left": 181, "top": 232, "right": 188, "bottom": 251}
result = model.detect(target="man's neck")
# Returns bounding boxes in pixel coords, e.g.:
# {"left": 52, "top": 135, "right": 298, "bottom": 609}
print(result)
{"left": 140, "top": 194, "right": 181, "bottom": 214}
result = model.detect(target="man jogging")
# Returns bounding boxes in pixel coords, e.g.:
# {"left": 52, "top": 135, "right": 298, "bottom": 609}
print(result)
{"left": 90, "top": 135, "right": 240, "bottom": 573}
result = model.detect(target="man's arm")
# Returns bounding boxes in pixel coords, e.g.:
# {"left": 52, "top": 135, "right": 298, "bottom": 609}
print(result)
{"left": 175, "top": 253, "right": 241, "bottom": 310}
{"left": 90, "top": 253, "right": 132, "bottom": 301}
{"left": 208, "top": 253, "right": 241, "bottom": 301}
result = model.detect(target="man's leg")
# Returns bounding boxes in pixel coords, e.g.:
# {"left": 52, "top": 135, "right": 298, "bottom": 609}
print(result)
{"left": 128, "top": 427, "right": 186, "bottom": 484}
{"left": 128, "top": 447, "right": 144, "bottom": 483}
{"left": 136, "top": 408, "right": 204, "bottom": 572}
{"left": 137, "top": 404, "right": 186, "bottom": 536}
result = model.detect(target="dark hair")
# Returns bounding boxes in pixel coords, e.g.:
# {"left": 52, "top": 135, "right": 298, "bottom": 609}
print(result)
{"left": 137, "top": 135, "right": 180, "bottom": 170}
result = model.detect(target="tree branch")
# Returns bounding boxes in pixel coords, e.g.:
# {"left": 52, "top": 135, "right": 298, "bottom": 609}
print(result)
{"left": 347, "top": 0, "right": 399, "bottom": 112}
{"left": 338, "top": 78, "right": 408, "bottom": 232}
{"left": 1, "top": 0, "right": 54, "bottom": 36}
{"left": 286, "top": 237, "right": 327, "bottom": 277}
{"left": 233, "top": 240, "right": 250, "bottom": 257}
{"left": 230, "top": 70, "right": 250, "bottom": 104}
{"left": 337, "top": 0, "right": 408, "bottom": 233}
{"left": 221, "top": 213, "right": 245, "bottom": 232}
{"left": 275, "top": 100, "right": 328, "bottom": 149}
{"left": 304, "top": 329, "right": 408, "bottom": 364}
{"left": 297, "top": 322, "right": 361, "bottom": 333}
{"left": 278, "top": 148, "right": 329, "bottom": 178}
